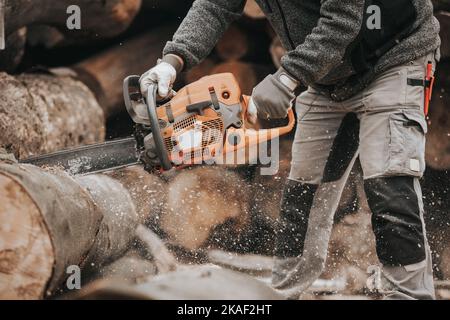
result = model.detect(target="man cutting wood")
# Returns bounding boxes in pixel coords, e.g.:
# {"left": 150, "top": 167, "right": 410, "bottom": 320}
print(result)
{"left": 140, "top": 0, "right": 441, "bottom": 300}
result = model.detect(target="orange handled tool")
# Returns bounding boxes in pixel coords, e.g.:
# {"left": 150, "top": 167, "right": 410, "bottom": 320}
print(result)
{"left": 424, "top": 61, "right": 435, "bottom": 116}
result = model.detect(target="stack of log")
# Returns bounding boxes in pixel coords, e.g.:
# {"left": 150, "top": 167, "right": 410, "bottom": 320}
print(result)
{"left": 1, "top": 0, "right": 450, "bottom": 300}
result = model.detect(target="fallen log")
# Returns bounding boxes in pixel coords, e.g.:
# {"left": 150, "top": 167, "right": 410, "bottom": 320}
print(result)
{"left": 135, "top": 225, "right": 178, "bottom": 274}
{"left": 73, "top": 25, "right": 176, "bottom": 117}
{"left": 0, "top": 172, "right": 54, "bottom": 299}
{"left": 208, "top": 249, "right": 273, "bottom": 277}
{"left": 83, "top": 224, "right": 177, "bottom": 285}
{"left": 1, "top": 26, "right": 176, "bottom": 157}
{"left": 72, "top": 265, "right": 283, "bottom": 300}
{"left": 4, "top": 0, "right": 141, "bottom": 40}
{"left": 0, "top": 160, "right": 145, "bottom": 299}
{"left": 90, "top": 251, "right": 157, "bottom": 284}
{"left": 0, "top": 72, "right": 105, "bottom": 159}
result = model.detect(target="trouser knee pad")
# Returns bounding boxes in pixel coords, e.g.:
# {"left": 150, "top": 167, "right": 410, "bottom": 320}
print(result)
{"left": 274, "top": 180, "right": 318, "bottom": 259}
{"left": 364, "top": 176, "right": 426, "bottom": 266}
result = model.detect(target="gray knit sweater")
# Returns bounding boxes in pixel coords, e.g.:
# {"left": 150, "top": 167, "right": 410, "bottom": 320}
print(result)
{"left": 163, "top": 0, "right": 440, "bottom": 87}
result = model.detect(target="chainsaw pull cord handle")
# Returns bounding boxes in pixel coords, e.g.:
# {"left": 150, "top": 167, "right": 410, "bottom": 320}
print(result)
{"left": 145, "top": 84, "right": 173, "bottom": 171}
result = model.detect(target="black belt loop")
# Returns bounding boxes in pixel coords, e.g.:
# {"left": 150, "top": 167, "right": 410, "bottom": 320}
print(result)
{"left": 407, "top": 78, "right": 431, "bottom": 88}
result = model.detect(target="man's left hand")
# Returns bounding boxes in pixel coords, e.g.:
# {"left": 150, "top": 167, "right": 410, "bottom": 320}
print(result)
{"left": 247, "top": 68, "right": 299, "bottom": 124}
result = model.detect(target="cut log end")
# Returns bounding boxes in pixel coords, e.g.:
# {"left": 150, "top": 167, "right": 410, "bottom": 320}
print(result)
{"left": 0, "top": 174, "right": 54, "bottom": 300}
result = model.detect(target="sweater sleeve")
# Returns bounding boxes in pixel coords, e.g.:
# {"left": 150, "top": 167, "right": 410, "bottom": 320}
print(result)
{"left": 163, "top": 0, "right": 246, "bottom": 70}
{"left": 281, "top": 0, "right": 365, "bottom": 86}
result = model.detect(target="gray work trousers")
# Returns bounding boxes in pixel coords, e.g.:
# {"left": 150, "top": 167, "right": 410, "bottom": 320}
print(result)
{"left": 272, "top": 52, "right": 437, "bottom": 300}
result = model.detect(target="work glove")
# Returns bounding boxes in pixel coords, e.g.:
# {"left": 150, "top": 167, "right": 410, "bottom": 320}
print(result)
{"left": 139, "top": 54, "right": 184, "bottom": 100}
{"left": 247, "top": 68, "right": 299, "bottom": 124}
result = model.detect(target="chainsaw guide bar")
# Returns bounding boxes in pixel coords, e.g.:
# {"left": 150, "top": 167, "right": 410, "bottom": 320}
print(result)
{"left": 20, "top": 137, "right": 140, "bottom": 175}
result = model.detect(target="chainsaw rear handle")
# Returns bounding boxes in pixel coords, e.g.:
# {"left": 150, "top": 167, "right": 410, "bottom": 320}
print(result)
{"left": 242, "top": 95, "right": 295, "bottom": 139}
{"left": 123, "top": 75, "right": 149, "bottom": 125}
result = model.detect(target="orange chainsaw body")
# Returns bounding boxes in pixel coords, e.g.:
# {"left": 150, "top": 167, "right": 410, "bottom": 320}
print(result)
{"left": 124, "top": 73, "right": 295, "bottom": 169}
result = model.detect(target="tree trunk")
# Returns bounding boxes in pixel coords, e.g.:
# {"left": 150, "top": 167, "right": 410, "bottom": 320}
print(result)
{"left": 0, "top": 161, "right": 160, "bottom": 299}
{"left": 0, "top": 72, "right": 105, "bottom": 160}
{"left": 73, "top": 25, "right": 176, "bottom": 117}
{"left": 4, "top": 0, "right": 141, "bottom": 40}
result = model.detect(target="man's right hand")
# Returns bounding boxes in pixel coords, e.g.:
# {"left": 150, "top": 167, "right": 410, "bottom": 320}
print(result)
{"left": 139, "top": 62, "right": 177, "bottom": 100}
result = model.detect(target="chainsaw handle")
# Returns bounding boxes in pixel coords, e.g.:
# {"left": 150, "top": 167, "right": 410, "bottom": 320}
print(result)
{"left": 146, "top": 85, "right": 173, "bottom": 171}
{"left": 241, "top": 95, "right": 295, "bottom": 138}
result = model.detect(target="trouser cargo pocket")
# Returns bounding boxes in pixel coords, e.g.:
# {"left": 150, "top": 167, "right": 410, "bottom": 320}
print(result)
{"left": 386, "top": 109, "right": 427, "bottom": 177}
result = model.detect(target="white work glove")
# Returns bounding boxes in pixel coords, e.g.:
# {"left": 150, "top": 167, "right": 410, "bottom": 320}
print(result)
{"left": 139, "top": 61, "right": 177, "bottom": 100}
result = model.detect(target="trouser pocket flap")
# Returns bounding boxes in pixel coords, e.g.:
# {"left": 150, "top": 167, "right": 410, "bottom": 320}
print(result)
{"left": 386, "top": 109, "right": 427, "bottom": 176}
{"left": 401, "top": 110, "right": 427, "bottom": 134}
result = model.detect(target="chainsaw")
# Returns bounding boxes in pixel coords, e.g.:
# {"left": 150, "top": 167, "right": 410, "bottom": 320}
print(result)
{"left": 21, "top": 73, "right": 295, "bottom": 175}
